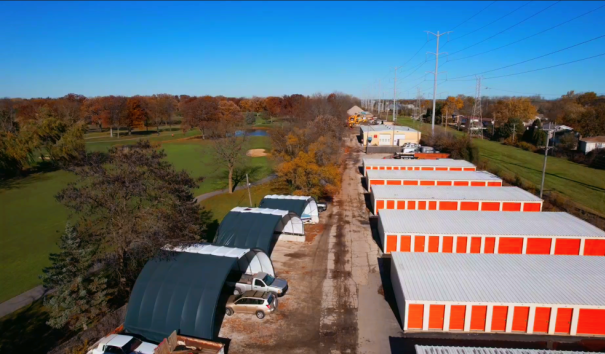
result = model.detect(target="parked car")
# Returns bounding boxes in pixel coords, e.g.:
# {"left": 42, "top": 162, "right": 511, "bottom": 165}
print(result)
{"left": 87, "top": 334, "right": 157, "bottom": 354}
{"left": 225, "top": 291, "right": 277, "bottom": 319}
{"left": 229, "top": 272, "right": 288, "bottom": 297}
{"left": 317, "top": 202, "right": 328, "bottom": 212}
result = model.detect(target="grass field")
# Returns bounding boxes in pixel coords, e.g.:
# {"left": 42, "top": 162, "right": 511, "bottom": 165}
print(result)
{"left": 395, "top": 117, "right": 605, "bottom": 215}
{"left": 199, "top": 183, "right": 274, "bottom": 223}
{"left": 0, "top": 133, "right": 273, "bottom": 303}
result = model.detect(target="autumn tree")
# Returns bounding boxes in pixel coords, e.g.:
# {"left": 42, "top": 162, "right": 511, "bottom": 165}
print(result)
{"left": 53, "top": 141, "right": 205, "bottom": 327}
{"left": 181, "top": 96, "right": 220, "bottom": 139}
{"left": 264, "top": 96, "right": 283, "bottom": 119}
{"left": 104, "top": 96, "right": 128, "bottom": 137}
{"left": 491, "top": 97, "right": 537, "bottom": 124}
{"left": 124, "top": 96, "right": 148, "bottom": 135}
{"left": 55, "top": 94, "right": 86, "bottom": 125}
{"left": 0, "top": 98, "right": 17, "bottom": 133}
{"left": 442, "top": 96, "right": 464, "bottom": 126}
{"left": 217, "top": 100, "right": 244, "bottom": 134}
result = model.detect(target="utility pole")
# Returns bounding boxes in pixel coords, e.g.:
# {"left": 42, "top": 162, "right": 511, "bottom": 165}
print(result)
{"left": 393, "top": 67, "right": 399, "bottom": 122}
{"left": 540, "top": 118, "right": 556, "bottom": 198}
{"left": 512, "top": 123, "right": 516, "bottom": 143}
{"left": 426, "top": 30, "right": 451, "bottom": 135}
{"left": 246, "top": 173, "right": 252, "bottom": 207}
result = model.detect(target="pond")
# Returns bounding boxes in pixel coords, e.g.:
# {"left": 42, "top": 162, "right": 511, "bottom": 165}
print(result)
{"left": 235, "top": 129, "right": 269, "bottom": 137}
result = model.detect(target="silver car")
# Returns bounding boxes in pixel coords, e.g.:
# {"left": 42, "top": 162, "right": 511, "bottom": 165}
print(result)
{"left": 225, "top": 291, "right": 277, "bottom": 319}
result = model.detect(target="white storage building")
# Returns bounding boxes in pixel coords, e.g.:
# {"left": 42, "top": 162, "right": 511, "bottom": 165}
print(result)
{"left": 391, "top": 253, "right": 605, "bottom": 336}
{"left": 416, "top": 346, "right": 592, "bottom": 354}
{"left": 370, "top": 186, "right": 543, "bottom": 214}
{"left": 378, "top": 210, "right": 605, "bottom": 255}
{"left": 362, "top": 159, "right": 476, "bottom": 176}
{"left": 366, "top": 170, "right": 502, "bottom": 190}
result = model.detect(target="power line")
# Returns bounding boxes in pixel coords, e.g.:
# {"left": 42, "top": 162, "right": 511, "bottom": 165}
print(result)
{"left": 483, "top": 87, "right": 560, "bottom": 96}
{"left": 447, "top": 1, "right": 561, "bottom": 56}
{"left": 447, "top": 1, "right": 532, "bottom": 43}
{"left": 447, "top": 52, "right": 605, "bottom": 81}
{"left": 450, "top": 1, "right": 497, "bottom": 31}
{"left": 446, "top": 3, "right": 605, "bottom": 63}
{"left": 447, "top": 34, "right": 605, "bottom": 80}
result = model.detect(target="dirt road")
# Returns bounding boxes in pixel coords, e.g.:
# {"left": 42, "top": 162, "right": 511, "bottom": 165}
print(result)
{"left": 219, "top": 134, "right": 402, "bottom": 353}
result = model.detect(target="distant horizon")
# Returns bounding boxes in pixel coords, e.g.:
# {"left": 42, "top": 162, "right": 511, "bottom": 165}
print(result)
{"left": 2, "top": 1, "right": 604, "bottom": 99}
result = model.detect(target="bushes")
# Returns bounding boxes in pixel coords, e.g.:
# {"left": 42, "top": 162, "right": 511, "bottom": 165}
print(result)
{"left": 422, "top": 131, "right": 480, "bottom": 164}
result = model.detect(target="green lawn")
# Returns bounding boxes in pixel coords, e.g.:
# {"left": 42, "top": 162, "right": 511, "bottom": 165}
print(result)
{"left": 199, "top": 183, "right": 274, "bottom": 223}
{"left": 0, "top": 135, "right": 273, "bottom": 303}
{"left": 395, "top": 117, "right": 605, "bottom": 216}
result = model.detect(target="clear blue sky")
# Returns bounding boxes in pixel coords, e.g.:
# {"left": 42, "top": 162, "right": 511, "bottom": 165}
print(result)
{"left": 1, "top": 1, "right": 604, "bottom": 99}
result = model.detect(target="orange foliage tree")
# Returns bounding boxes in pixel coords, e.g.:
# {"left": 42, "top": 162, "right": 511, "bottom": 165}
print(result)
{"left": 125, "top": 96, "right": 148, "bottom": 134}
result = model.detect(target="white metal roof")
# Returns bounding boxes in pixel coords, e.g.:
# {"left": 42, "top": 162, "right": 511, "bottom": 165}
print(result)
{"left": 415, "top": 346, "right": 592, "bottom": 354}
{"left": 379, "top": 210, "right": 605, "bottom": 238}
{"left": 263, "top": 194, "right": 312, "bottom": 201}
{"left": 169, "top": 243, "right": 250, "bottom": 258}
{"left": 360, "top": 125, "right": 418, "bottom": 133}
{"left": 367, "top": 170, "right": 501, "bottom": 181}
{"left": 231, "top": 206, "right": 290, "bottom": 216}
{"left": 363, "top": 158, "right": 475, "bottom": 168}
{"left": 372, "top": 186, "right": 542, "bottom": 202}
{"left": 392, "top": 253, "right": 605, "bottom": 306}
{"left": 106, "top": 334, "right": 133, "bottom": 347}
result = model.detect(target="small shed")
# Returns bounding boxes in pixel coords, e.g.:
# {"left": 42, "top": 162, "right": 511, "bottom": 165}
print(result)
{"left": 371, "top": 185, "right": 543, "bottom": 214}
{"left": 579, "top": 136, "right": 605, "bottom": 154}
{"left": 366, "top": 170, "right": 502, "bottom": 190}
{"left": 378, "top": 210, "right": 605, "bottom": 255}
{"left": 362, "top": 158, "right": 476, "bottom": 176}
{"left": 259, "top": 195, "right": 319, "bottom": 223}
{"left": 214, "top": 207, "right": 305, "bottom": 255}
{"left": 391, "top": 253, "right": 605, "bottom": 336}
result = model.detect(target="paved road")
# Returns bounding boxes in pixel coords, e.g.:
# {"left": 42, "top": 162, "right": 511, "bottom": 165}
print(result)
{"left": 0, "top": 285, "right": 51, "bottom": 319}
{"left": 193, "top": 174, "right": 276, "bottom": 203}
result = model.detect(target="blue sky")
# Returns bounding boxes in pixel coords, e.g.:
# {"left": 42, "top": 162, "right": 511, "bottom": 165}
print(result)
{"left": 1, "top": 1, "right": 604, "bottom": 99}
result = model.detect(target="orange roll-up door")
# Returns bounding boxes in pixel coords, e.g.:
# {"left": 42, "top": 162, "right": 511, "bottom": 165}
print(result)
{"left": 376, "top": 200, "right": 385, "bottom": 213}
{"left": 470, "top": 306, "right": 487, "bottom": 331}
{"left": 464, "top": 167, "right": 476, "bottom": 171}
{"left": 555, "top": 239, "right": 581, "bottom": 255}
{"left": 408, "top": 201, "right": 416, "bottom": 210}
{"left": 442, "top": 237, "right": 454, "bottom": 253}
{"left": 428, "top": 236, "right": 439, "bottom": 252}
{"left": 400, "top": 236, "right": 411, "bottom": 252}
{"left": 533, "top": 307, "right": 551, "bottom": 333}
{"left": 436, "top": 167, "right": 448, "bottom": 171}
{"left": 488, "top": 181, "right": 502, "bottom": 187}
{"left": 393, "top": 167, "right": 399, "bottom": 170}
{"left": 555, "top": 308, "right": 573, "bottom": 334}
{"left": 387, "top": 180, "right": 401, "bottom": 185}
{"left": 498, "top": 237, "right": 523, "bottom": 254}
{"left": 414, "top": 236, "right": 426, "bottom": 252}
{"left": 421, "top": 167, "right": 434, "bottom": 171}
{"left": 461, "top": 201, "right": 479, "bottom": 211}
{"left": 577, "top": 309, "right": 605, "bottom": 335}
{"left": 526, "top": 238, "right": 551, "bottom": 255}
{"left": 484, "top": 237, "right": 496, "bottom": 253}
{"left": 407, "top": 304, "right": 424, "bottom": 329}
{"left": 379, "top": 167, "right": 385, "bottom": 170}
{"left": 454, "top": 181, "right": 469, "bottom": 186}
{"left": 439, "top": 201, "right": 458, "bottom": 210}
{"left": 449, "top": 305, "right": 466, "bottom": 331}
{"left": 397, "top": 200, "right": 406, "bottom": 209}
{"left": 428, "top": 201, "right": 437, "bottom": 210}
{"left": 584, "top": 239, "right": 605, "bottom": 256}
{"left": 481, "top": 202, "right": 500, "bottom": 211}
{"left": 471, "top": 181, "right": 486, "bottom": 187}
{"left": 429, "top": 305, "right": 445, "bottom": 329}
{"left": 470, "top": 237, "right": 482, "bottom": 253}
{"left": 491, "top": 306, "right": 508, "bottom": 332}
{"left": 414, "top": 167, "right": 421, "bottom": 171}
{"left": 386, "top": 167, "right": 392, "bottom": 170}
{"left": 417, "top": 201, "right": 426, "bottom": 210}
{"left": 512, "top": 306, "right": 530, "bottom": 332}
{"left": 420, "top": 180, "right": 435, "bottom": 186}
{"left": 523, "top": 203, "right": 542, "bottom": 212}
{"left": 370, "top": 179, "right": 385, "bottom": 185}
{"left": 386, "top": 200, "right": 395, "bottom": 209}
{"left": 437, "top": 181, "right": 452, "bottom": 186}
{"left": 404, "top": 180, "right": 419, "bottom": 186}
{"left": 456, "top": 237, "right": 468, "bottom": 253}
{"left": 450, "top": 167, "right": 462, "bottom": 171}
{"left": 386, "top": 235, "right": 398, "bottom": 253}
{"left": 502, "top": 202, "right": 522, "bottom": 212}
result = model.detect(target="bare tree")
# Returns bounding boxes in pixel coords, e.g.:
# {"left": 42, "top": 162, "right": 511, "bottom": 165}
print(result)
{"left": 213, "top": 134, "right": 247, "bottom": 193}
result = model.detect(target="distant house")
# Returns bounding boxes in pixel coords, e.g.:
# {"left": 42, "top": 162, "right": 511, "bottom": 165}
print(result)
{"left": 579, "top": 136, "right": 605, "bottom": 154}
{"left": 347, "top": 105, "right": 373, "bottom": 118}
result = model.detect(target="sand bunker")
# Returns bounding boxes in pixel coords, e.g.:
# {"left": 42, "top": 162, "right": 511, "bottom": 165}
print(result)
{"left": 246, "top": 149, "right": 268, "bottom": 157}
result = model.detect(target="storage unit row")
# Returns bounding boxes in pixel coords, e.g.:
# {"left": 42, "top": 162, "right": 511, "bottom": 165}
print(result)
{"left": 378, "top": 210, "right": 605, "bottom": 256}
{"left": 366, "top": 170, "right": 502, "bottom": 190}
{"left": 391, "top": 253, "right": 605, "bottom": 336}
{"left": 362, "top": 158, "right": 476, "bottom": 176}
{"left": 415, "top": 345, "right": 591, "bottom": 354}
{"left": 371, "top": 186, "right": 542, "bottom": 214}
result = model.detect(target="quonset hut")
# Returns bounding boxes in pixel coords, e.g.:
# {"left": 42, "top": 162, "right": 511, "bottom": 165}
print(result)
{"left": 259, "top": 195, "right": 319, "bottom": 224}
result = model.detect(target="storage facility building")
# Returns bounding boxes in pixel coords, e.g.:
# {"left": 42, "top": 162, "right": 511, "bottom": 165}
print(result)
{"left": 360, "top": 125, "right": 421, "bottom": 146}
{"left": 371, "top": 186, "right": 543, "bottom": 214}
{"left": 378, "top": 210, "right": 605, "bottom": 255}
{"left": 362, "top": 159, "right": 476, "bottom": 176}
{"left": 259, "top": 195, "right": 319, "bottom": 223}
{"left": 415, "top": 345, "right": 592, "bottom": 354}
{"left": 391, "top": 253, "right": 605, "bottom": 336}
{"left": 366, "top": 170, "right": 502, "bottom": 190}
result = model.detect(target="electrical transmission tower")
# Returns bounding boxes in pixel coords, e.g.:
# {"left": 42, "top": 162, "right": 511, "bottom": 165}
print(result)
{"left": 469, "top": 76, "right": 484, "bottom": 139}
{"left": 393, "top": 67, "right": 399, "bottom": 122}
{"left": 415, "top": 88, "right": 423, "bottom": 121}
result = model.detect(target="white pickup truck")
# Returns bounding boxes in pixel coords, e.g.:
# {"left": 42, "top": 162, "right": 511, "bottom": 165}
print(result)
{"left": 229, "top": 272, "right": 288, "bottom": 297}
{"left": 87, "top": 334, "right": 157, "bottom": 354}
